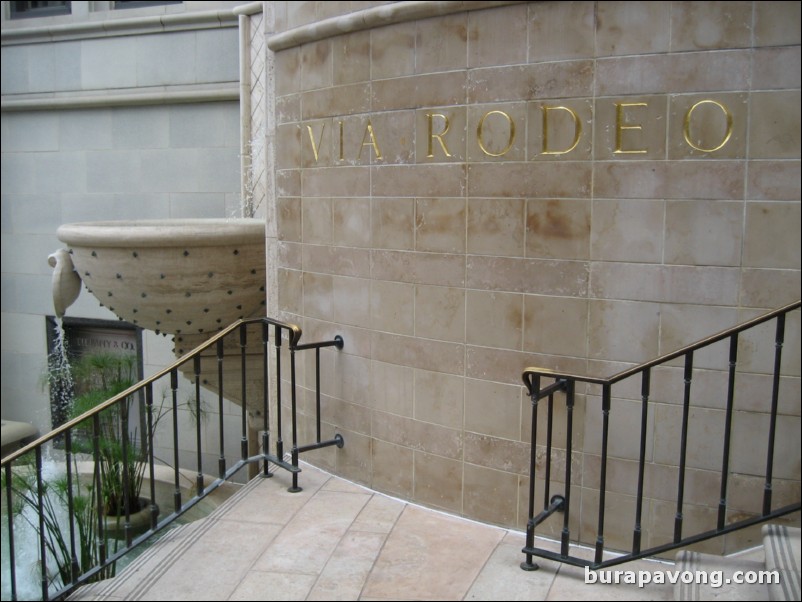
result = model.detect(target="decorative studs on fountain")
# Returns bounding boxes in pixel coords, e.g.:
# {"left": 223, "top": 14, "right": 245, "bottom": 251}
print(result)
{"left": 50, "top": 219, "right": 266, "bottom": 336}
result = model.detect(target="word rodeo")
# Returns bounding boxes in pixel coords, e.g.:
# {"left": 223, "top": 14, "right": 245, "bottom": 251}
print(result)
{"left": 300, "top": 97, "right": 736, "bottom": 164}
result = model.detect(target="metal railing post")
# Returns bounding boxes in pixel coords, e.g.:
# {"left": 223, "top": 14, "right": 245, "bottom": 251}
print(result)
{"left": 595, "top": 383, "right": 611, "bottom": 564}
{"left": 35, "top": 446, "right": 48, "bottom": 601}
{"left": 521, "top": 374, "right": 540, "bottom": 571}
{"left": 674, "top": 351, "right": 694, "bottom": 543}
{"left": 718, "top": 334, "right": 738, "bottom": 530}
{"left": 561, "top": 379, "right": 575, "bottom": 558}
{"left": 261, "top": 321, "right": 272, "bottom": 478}
{"left": 145, "top": 383, "right": 158, "bottom": 530}
{"left": 633, "top": 368, "right": 650, "bottom": 555}
{"left": 4, "top": 462, "right": 18, "bottom": 601}
{"left": 239, "top": 324, "right": 248, "bottom": 462}
{"left": 764, "top": 314, "right": 786, "bottom": 515}
{"left": 217, "top": 338, "right": 227, "bottom": 478}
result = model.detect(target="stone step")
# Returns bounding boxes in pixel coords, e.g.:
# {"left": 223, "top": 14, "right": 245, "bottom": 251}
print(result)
{"left": 68, "top": 476, "right": 259, "bottom": 601}
{"left": 674, "top": 522, "right": 802, "bottom": 602}
{"left": 674, "top": 549, "right": 769, "bottom": 601}
{"left": 763, "top": 524, "right": 801, "bottom": 601}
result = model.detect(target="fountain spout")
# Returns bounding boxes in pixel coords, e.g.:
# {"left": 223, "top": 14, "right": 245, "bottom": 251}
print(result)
{"left": 48, "top": 248, "right": 82, "bottom": 318}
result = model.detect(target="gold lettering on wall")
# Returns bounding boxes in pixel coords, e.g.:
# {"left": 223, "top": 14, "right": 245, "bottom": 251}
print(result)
{"left": 477, "top": 110, "right": 515, "bottom": 157}
{"left": 427, "top": 113, "right": 452, "bottom": 158}
{"left": 297, "top": 97, "right": 740, "bottom": 165}
{"left": 306, "top": 123, "right": 325, "bottom": 163}
{"left": 614, "top": 102, "right": 648, "bottom": 154}
{"left": 541, "top": 105, "right": 582, "bottom": 156}
{"left": 359, "top": 120, "right": 383, "bottom": 160}
{"left": 683, "top": 99, "right": 733, "bottom": 153}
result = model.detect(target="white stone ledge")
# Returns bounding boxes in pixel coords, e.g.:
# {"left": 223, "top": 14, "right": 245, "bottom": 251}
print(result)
{"left": 267, "top": 0, "right": 527, "bottom": 51}
{"left": 1, "top": 83, "right": 239, "bottom": 112}
{"left": 1, "top": 8, "right": 238, "bottom": 45}
{"left": 233, "top": 2, "right": 265, "bottom": 16}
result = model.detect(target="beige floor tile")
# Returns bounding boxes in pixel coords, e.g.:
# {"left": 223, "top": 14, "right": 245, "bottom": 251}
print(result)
{"left": 68, "top": 467, "right": 695, "bottom": 602}
{"left": 222, "top": 475, "right": 326, "bottom": 525}
{"left": 465, "top": 541, "right": 560, "bottom": 601}
{"left": 229, "top": 571, "right": 318, "bottom": 601}
{"left": 252, "top": 489, "right": 372, "bottom": 574}
{"left": 308, "top": 531, "right": 387, "bottom": 600}
{"left": 350, "top": 494, "right": 406, "bottom": 534}
{"left": 361, "top": 505, "right": 505, "bottom": 600}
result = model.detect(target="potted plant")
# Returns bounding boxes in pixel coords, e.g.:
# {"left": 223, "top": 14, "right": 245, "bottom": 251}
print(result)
{"left": 69, "top": 352, "right": 156, "bottom": 530}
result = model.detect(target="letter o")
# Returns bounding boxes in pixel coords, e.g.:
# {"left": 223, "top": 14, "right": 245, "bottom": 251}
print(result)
{"left": 683, "top": 99, "right": 733, "bottom": 153}
{"left": 477, "top": 110, "right": 515, "bottom": 157}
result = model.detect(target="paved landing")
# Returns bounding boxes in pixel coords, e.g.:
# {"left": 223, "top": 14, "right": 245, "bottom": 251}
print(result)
{"left": 70, "top": 462, "right": 674, "bottom": 601}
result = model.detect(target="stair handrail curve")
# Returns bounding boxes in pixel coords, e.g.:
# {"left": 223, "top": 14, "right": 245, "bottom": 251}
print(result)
{"left": 1, "top": 315, "right": 344, "bottom": 601}
{"left": 520, "top": 300, "right": 801, "bottom": 572}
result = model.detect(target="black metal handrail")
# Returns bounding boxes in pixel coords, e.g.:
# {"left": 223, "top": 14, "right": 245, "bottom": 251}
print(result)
{"left": 520, "top": 300, "right": 801, "bottom": 571}
{"left": 1, "top": 316, "right": 344, "bottom": 601}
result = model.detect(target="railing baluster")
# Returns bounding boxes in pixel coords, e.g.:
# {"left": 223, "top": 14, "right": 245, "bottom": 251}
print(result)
{"left": 544, "top": 390, "right": 554, "bottom": 511}
{"left": 718, "top": 334, "right": 738, "bottom": 530}
{"left": 561, "top": 379, "right": 575, "bottom": 557}
{"left": 240, "top": 324, "right": 248, "bottom": 461}
{"left": 595, "top": 383, "right": 612, "bottom": 564}
{"left": 4, "top": 462, "right": 18, "bottom": 601}
{"left": 193, "top": 355, "right": 204, "bottom": 495}
{"left": 764, "top": 313, "right": 786, "bottom": 515}
{"left": 262, "top": 321, "right": 272, "bottom": 477}
{"left": 36, "top": 446, "right": 48, "bottom": 601}
{"left": 92, "top": 413, "right": 106, "bottom": 577}
{"left": 315, "top": 347, "right": 322, "bottom": 443}
{"left": 65, "top": 430, "right": 79, "bottom": 584}
{"left": 145, "top": 383, "right": 158, "bottom": 530}
{"left": 217, "top": 338, "right": 226, "bottom": 478}
{"left": 521, "top": 374, "right": 540, "bottom": 571}
{"left": 289, "top": 345, "right": 301, "bottom": 493}
{"left": 170, "top": 368, "right": 181, "bottom": 513}
{"left": 633, "top": 368, "right": 650, "bottom": 554}
{"left": 121, "top": 398, "right": 133, "bottom": 546}
{"left": 275, "top": 325, "right": 284, "bottom": 463}
{"left": 293, "top": 335, "right": 344, "bottom": 459}
{"left": 675, "top": 351, "right": 694, "bottom": 543}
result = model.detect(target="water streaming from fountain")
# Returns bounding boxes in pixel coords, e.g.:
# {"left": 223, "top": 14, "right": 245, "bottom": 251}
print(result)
{"left": 1, "top": 459, "right": 66, "bottom": 601}
{"left": 1, "top": 321, "right": 75, "bottom": 600}
{"left": 47, "top": 318, "right": 75, "bottom": 430}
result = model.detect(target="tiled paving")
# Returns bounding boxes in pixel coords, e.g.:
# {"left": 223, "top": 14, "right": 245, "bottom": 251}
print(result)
{"left": 70, "top": 463, "right": 675, "bottom": 601}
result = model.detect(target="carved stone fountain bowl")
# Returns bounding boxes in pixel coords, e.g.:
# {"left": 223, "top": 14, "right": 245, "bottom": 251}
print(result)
{"left": 57, "top": 219, "right": 266, "bottom": 335}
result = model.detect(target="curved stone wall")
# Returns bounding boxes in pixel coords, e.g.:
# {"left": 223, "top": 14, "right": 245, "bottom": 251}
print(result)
{"left": 267, "top": 1, "right": 801, "bottom": 551}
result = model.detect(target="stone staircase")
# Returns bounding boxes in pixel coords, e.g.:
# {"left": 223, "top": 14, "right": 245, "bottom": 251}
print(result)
{"left": 675, "top": 525, "right": 801, "bottom": 601}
